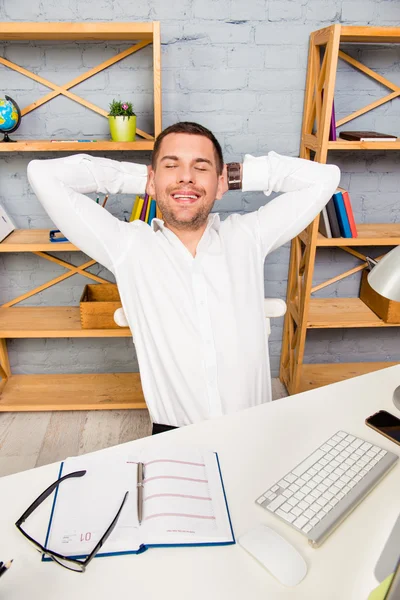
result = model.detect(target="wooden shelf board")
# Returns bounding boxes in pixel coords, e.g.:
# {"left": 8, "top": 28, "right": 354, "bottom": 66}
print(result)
{"left": 307, "top": 298, "right": 399, "bottom": 328}
{"left": 0, "top": 307, "right": 132, "bottom": 338}
{"left": 317, "top": 224, "right": 400, "bottom": 246}
{"left": 0, "top": 229, "right": 79, "bottom": 252}
{"left": 299, "top": 362, "right": 399, "bottom": 393}
{"left": 0, "top": 22, "right": 155, "bottom": 41}
{"left": 339, "top": 26, "right": 400, "bottom": 44}
{"left": 328, "top": 139, "right": 400, "bottom": 150}
{"left": 0, "top": 373, "right": 146, "bottom": 411}
{"left": 0, "top": 140, "right": 154, "bottom": 152}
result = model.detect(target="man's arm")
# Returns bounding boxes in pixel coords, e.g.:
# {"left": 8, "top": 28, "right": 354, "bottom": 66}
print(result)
{"left": 232, "top": 152, "right": 340, "bottom": 256}
{"left": 27, "top": 154, "right": 148, "bottom": 271}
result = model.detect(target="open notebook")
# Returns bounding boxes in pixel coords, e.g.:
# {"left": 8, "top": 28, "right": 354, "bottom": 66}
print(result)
{"left": 44, "top": 448, "right": 234, "bottom": 559}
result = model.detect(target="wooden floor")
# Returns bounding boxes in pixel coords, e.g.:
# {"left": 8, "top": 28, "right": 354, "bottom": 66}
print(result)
{"left": 0, "top": 379, "right": 287, "bottom": 478}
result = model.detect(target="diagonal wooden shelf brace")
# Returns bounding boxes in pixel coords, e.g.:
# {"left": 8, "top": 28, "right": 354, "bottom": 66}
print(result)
{"left": 0, "top": 39, "right": 153, "bottom": 140}
{"left": 2, "top": 252, "right": 112, "bottom": 308}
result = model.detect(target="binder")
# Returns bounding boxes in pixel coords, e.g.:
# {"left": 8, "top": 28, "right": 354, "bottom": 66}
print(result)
{"left": 332, "top": 191, "right": 352, "bottom": 238}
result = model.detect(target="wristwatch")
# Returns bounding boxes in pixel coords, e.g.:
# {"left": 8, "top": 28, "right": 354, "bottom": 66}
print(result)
{"left": 226, "top": 162, "right": 242, "bottom": 190}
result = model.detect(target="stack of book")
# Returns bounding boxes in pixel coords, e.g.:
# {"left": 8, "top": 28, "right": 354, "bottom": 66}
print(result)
{"left": 319, "top": 188, "right": 358, "bottom": 239}
{"left": 129, "top": 193, "right": 157, "bottom": 225}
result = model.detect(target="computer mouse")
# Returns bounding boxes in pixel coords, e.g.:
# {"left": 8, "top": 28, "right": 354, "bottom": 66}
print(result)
{"left": 239, "top": 524, "right": 307, "bottom": 586}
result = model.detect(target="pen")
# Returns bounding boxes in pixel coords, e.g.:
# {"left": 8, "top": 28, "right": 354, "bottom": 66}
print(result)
{"left": 0, "top": 560, "right": 13, "bottom": 578}
{"left": 50, "top": 140, "right": 98, "bottom": 143}
{"left": 102, "top": 194, "right": 109, "bottom": 208}
{"left": 137, "top": 462, "right": 144, "bottom": 525}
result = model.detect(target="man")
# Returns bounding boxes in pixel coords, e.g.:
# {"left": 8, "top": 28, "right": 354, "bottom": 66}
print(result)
{"left": 27, "top": 122, "right": 340, "bottom": 434}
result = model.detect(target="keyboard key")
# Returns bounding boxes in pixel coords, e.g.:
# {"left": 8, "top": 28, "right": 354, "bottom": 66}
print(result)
{"left": 293, "top": 516, "right": 309, "bottom": 529}
{"left": 256, "top": 496, "right": 266, "bottom": 504}
{"left": 268, "top": 492, "right": 277, "bottom": 501}
{"left": 298, "top": 500, "right": 309, "bottom": 511}
{"left": 310, "top": 517, "right": 319, "bottom": 526}
{"left": 276, "top": 509, "right": 296, "bottom": 523}
{"left": 309, "top": 502, "right": 320, "bottom": 513}
{"left": 316, "top": 510, "right": 326, "bottom": 520}
{"left": 337, "top": 491, "right": 345, "bottom": 500}
{"left": 303, "top": 524, "right": 313, "bottom": 534}
{"left": 371, "top": 446, "right": 380, "bottom": 454}
{"left": 302, "top": 485, "right": 312, "bottom": 495}
{"left": 308, "top": 468, "right": 317, "bottom": 476}
{"left": 284, "top": 473, "right": 297, "bottom": 484}
{"left": 316, "top": 497, "right": 328, "bottom": 507}
{"left": 292, "top": 449, "right": 325, "bottom": 477}
{"left": 294, "top": 491, "right": 305, "bottom": 501}
{"left": 323, "top": 504, "right": 333, "bottom": 514}
{"left": 291, "top": 506, "right": 302, "bottom": 517}
{"left": 321, "top": 444, "right": 331, "bottom": 452}
{"left": 319, "top": 469, "right": 329, "bottom": 478}
{"left": 281, "top": 502, "right": 292, "bottom": 512}
{"left": 289, "top": 484, "right": 299, "bottom": 493}
{"left": 346, "top": 435, "right": 355, "bottom": 442}
{"left": 342, "top": 485, "right": 351, "bottom": 495}
{"left": 266, "top": 495, "right": 286, "bottom": 512}
{"left": 310, "top": 490, "right": 320, "bottom": 499}
{"left": 304, "top": 509, "right": 315, "bottom": 519}
{"left": 278, "top": 479, "right": 290, "bottom": 489}
{"left": 302, "top": 473, "right": 312, "bottom": 482}
{"left": 320, "top": 458, "right": 329, "bottom": 466}
{"left": 329, "top": 498, "right": 339, "bottom": 507}
{"left": 350, "top": 439, "right": 363, "bottom": 449}
{"left": 337, "top": 431, "right": 347, "bottom": 438}
{"left": 361, "top": 442, "right": 372, "bottom": 451}
{"left": 271, "top": 485, "right": 279, "bottom": 493}
{"left": 282, "top": 489, "right": 292, "bottom": 499}
{"left": 288, "top": 497, "right": 298, "bottom": 507}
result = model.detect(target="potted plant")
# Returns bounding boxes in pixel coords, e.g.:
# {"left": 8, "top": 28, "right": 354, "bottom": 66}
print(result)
{"left": 108, "top": 99, "right": 136, "bottom": 142}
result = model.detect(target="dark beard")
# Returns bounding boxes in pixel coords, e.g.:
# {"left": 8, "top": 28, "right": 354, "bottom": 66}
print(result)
{"left": 157, "top": 201, "right": 215, "bottom": 231}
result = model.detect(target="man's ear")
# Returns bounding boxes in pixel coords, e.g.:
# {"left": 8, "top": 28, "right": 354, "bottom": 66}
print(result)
{"left": 146, "top": 165, "right": 156, "bottom": 198}
{"left": 215, "top": 164, "right": 228, "bottom": 200}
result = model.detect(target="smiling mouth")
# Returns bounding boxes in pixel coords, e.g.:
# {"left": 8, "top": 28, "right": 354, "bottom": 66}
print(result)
{"left": 171, "top": 192, "right": 201, "bottom": 204}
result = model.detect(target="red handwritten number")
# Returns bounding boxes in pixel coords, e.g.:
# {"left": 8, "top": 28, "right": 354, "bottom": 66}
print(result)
{"left": 80, "top": 532, "right": 91, "bottom": 542}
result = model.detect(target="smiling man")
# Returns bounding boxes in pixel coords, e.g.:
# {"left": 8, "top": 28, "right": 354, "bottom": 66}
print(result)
{"left": 27, "top": 121, "right": 340, "bottom": 434}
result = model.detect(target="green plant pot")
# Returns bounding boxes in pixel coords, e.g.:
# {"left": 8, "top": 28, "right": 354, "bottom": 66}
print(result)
{"left": 108, "top": 115, "right": 136, "bottom": 142}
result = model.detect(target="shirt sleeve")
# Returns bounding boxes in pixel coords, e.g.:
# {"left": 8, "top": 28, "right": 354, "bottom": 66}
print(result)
{"left": 27, "top": 154, "right": 148, "bottom": 271}
{"left": 240, "top": 151, "right": 341, "bottom": 257}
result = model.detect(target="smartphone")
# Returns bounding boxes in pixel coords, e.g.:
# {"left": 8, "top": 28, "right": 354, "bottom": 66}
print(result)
{"left": 365, "top": 410, "right": 400, "bottom": 447}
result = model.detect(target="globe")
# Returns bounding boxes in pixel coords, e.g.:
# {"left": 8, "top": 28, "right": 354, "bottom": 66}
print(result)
{"left": 0, "top": 95, "right": 21, "bottom": 142}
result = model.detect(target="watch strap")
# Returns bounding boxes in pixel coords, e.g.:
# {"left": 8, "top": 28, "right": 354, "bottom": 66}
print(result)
{"left": 227, "top": 162, "right": 242, "bottom": 190}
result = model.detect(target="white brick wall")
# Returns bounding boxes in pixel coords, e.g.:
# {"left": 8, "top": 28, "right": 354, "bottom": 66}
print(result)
{"left": 1, "top": 0, "right": 400, "bottom": 378}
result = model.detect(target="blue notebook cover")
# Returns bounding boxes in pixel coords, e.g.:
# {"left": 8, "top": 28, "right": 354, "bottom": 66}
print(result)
{"left": 332, "top": 191, "right": 352, "bottom": 238}
{"left": 148, "top": 199, "right": 157, "bottom": 225}
{"left": 43, "top": 451, "right": 235, "bottom": 561}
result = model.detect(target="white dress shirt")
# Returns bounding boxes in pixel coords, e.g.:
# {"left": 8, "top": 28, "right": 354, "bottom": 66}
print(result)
{"left": 27, "top": 152, "right": 340, "bottom": 427}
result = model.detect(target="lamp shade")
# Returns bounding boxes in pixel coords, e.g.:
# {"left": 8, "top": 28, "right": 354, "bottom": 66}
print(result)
{"left": 367, "top": 245, "right": 400, "bottom": 302}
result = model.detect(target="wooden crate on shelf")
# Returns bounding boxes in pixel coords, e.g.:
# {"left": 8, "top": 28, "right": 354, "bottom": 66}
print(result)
{"left": 80, "top": 284, "right": 125, "bottom": 329}
{"left": 359, "top": 271, "right": 400, "bottom": 324}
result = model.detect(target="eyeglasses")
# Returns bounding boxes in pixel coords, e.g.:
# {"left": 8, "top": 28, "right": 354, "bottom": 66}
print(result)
{"left": 15, "top": 470, "right": 129, "bottom": 573}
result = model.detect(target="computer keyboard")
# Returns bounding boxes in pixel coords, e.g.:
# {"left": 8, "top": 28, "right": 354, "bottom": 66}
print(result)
{"left": 256, "top": 431, "right": 398, "bottom": 547}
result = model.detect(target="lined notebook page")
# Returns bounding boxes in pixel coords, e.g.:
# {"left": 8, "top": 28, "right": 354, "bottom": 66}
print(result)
{"left": 45, "top": 449, "right": 233, "bottom": 558}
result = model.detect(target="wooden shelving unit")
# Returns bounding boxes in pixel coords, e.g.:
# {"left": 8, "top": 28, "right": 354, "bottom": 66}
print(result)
{"left": 0, "top": 22, "right": 162, "bottom": 411}
{"left": 280, "top": 25, "right": 400, "bottom": 395}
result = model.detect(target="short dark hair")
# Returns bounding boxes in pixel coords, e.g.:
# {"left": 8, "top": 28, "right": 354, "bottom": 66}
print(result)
{"left": 151, "top": 121, "right": 224, "bottom": 175}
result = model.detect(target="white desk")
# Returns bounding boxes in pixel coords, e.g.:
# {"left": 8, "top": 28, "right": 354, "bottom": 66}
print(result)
{"left": 0, "top": 366, "right": 399, "bottom": 600}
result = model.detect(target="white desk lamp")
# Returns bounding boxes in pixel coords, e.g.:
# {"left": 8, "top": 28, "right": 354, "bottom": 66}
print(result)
{"left": 367, "top": 245, "right": 400, "bottom": 411}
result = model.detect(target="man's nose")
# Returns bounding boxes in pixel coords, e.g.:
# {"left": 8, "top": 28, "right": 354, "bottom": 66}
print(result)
{"left": 177, "top": 165, "right": 194, "bottom": 183}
